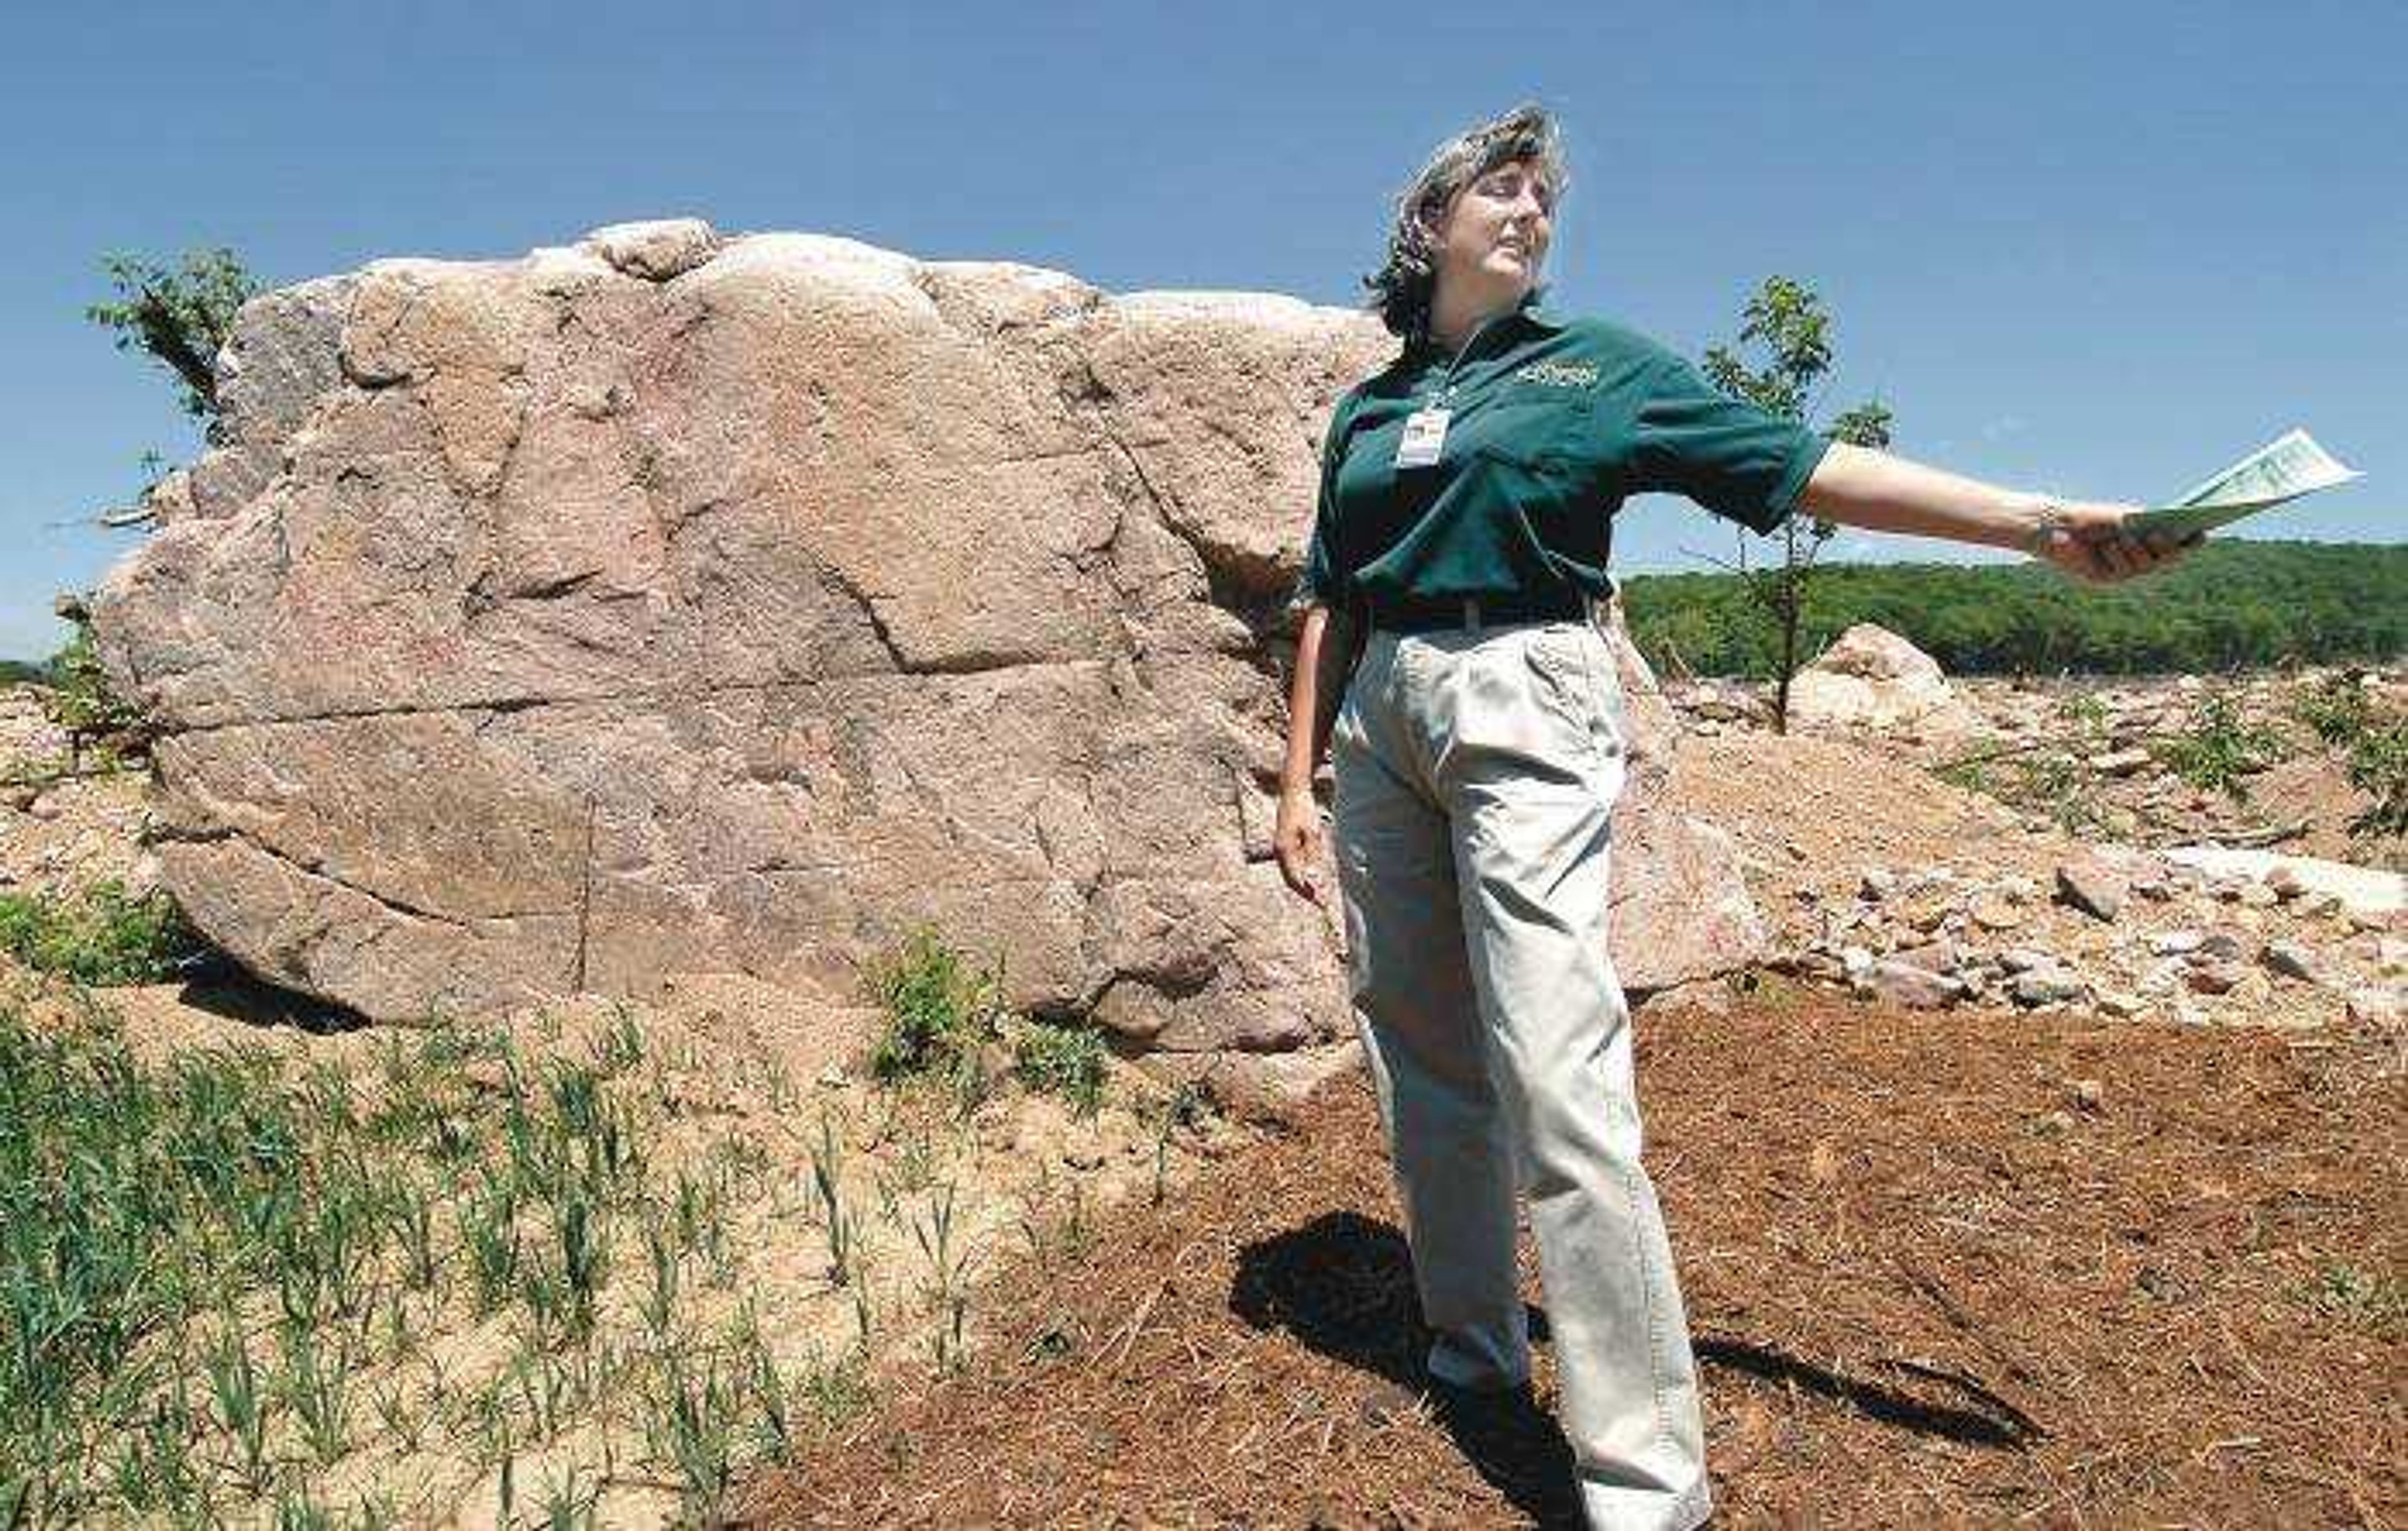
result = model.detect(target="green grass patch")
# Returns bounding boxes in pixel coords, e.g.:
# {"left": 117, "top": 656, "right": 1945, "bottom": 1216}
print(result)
{"left": 1011, "top": 1019, "right": 1108, "bottom": 1117}
{"left": 0, "top": 998, "right": 850, "bottom": 1523}
{"left": 863, "top": 926, "right": 1010, "bottom": 1108}
{"left": 0, "top": 878, "right": 199, "bottom": 984}
{"left": 2295, "top": 1259, "right": 2408, "bottom": 1340}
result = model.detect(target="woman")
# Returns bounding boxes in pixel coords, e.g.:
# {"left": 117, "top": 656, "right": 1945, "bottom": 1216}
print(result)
{"left": 1271, "top": 105, "right": 2186, "bottom": 1531}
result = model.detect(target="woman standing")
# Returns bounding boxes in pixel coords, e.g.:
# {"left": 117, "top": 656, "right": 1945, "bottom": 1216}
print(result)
{"left": 1271, "top": 105, "right": 2185, "bottom": 1530}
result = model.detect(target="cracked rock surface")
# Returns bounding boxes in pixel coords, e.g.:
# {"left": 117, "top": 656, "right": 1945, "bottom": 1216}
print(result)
{"left": 91, "top": 221, "right": 1765, "bottom": 1051}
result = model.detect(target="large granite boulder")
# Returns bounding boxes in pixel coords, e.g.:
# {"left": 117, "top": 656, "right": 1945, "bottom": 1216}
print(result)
{"left": 93, "top": 220, "right": 1764, "bottom": 1063}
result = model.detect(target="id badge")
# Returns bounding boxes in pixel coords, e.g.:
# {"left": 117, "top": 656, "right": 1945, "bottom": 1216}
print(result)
{"left": 1395, "top": 407, "right": 1451, "bottom": 470}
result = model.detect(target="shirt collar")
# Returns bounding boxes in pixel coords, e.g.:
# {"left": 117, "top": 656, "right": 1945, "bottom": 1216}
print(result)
{"left": 1404, "top": 289, "right": 1565, "bottom": 362}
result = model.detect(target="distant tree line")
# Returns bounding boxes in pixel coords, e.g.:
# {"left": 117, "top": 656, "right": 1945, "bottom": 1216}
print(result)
{"left": 1622, "top": 539, "right": 2408, "bottom": 679}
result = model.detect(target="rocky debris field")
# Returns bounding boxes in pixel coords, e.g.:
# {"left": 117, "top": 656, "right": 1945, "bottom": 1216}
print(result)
{"left": 1661, "top": 656, "right": 2406, "bottom": 1036}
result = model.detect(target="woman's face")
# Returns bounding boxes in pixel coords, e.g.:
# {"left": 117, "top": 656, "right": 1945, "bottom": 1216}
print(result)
{"left": 1430, "top": 157, "right": 1555, "bottom": 305}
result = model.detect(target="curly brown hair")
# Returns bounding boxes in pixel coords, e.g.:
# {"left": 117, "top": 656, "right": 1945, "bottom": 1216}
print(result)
{"left": 1363, "top": 103, "right": 1569, "bottom": 341}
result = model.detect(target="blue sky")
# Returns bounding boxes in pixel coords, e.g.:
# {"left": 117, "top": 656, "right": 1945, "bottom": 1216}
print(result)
{"left": 4, "top": 0, "right": 2401, "bottom": 660}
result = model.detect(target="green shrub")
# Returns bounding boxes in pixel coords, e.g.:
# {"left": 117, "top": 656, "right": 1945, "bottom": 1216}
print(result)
{"left": 1012, "top": 1020, "right": 1107, "bottom": 1116}
{"left": 40, "top": 617, "right": 148, "bottom": 753}
{"left": 2281, "top": 672, "right": 2405, "bottom": 842}
{"left": 862, "top": 927, "right": 1006, "bottom": 1088}
{"left": 2152, "top": 691, "right": 2288, "bottom": 802}
{"left": 0, "top": 879, "right": 198, "bottom": 985}
{"left": 2343, "top": 717, "right": 2408, "bottom": 841}
{"left": 2291, "top": 671, "right": 2376, "bottom": 749}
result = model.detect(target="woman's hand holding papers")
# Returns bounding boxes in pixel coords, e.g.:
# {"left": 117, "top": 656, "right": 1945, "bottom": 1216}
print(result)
{"left": 2030, "top": 501, "right": 2202, "bottom": 585}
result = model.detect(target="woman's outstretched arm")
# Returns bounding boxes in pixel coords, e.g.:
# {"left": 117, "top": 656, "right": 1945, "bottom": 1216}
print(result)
{"left": 1800, "top": 440, "right": 2195, "bottom": 583}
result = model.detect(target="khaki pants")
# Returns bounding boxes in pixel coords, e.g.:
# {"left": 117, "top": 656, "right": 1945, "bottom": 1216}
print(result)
{"left": 1332, "top": 614, "right": 1711, "bottom": 1531}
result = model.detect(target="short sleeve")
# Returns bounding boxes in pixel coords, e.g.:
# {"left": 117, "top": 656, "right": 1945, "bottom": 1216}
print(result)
{"left": 1287, "top": 389, "right": 1358, "bottom": 616}
{"left": 1629, "top": 353, "right": 1831, "bottom": 536}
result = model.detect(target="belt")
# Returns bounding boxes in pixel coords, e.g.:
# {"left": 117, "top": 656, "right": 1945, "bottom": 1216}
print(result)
{"left": 1365, "top": 589, "right": 1595, "bottom": 635}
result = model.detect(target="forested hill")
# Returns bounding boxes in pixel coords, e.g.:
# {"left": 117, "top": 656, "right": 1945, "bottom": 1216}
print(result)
{"left": 1620, "top": 539, "right": 2407, "bottom": 679}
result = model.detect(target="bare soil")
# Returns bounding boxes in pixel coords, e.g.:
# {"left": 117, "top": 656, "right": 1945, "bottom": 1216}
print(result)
{"left": 742, "top": 1000, "right": 2405, "bottom": 1528}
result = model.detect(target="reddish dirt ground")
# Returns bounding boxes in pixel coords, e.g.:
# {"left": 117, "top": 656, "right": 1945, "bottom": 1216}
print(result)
{"left": 741, "top": 1000, "right": 2405, "bottom": 1529}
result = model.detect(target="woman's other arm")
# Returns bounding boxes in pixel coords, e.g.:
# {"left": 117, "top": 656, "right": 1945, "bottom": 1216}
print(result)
{"left": 1273, "top": 601, "right": 1356, "bottom": 902}
{"left": 1799, "top": 441, "right": 2194, "bottom": 583}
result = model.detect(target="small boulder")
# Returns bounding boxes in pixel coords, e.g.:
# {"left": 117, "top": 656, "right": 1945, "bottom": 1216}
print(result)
{"left": 2012, "top": 969, "right": 2087, "bottom": 1007}
{"left": 1865, "top": 959, "right": 1965, "bottom": 1010}
{"left": 1970, "top": 896, "right": 2026, "bottom": 932}
{"left": 2259, "top": 941, "right": 2318, "bottom": 983}
{"left": 2055, "top": 864, "right": 2126, "bottom": 923}
{"left": 2088, "top": 747, "right": 2153, "bottom": 778}
{"left": 1891, "top": 938, "right": 1960, "bottom": 975}
{"left": 1788, "top": 624, "right": 1977, "bottom": 736}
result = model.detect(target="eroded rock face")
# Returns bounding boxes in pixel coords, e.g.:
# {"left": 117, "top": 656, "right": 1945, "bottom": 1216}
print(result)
{"left": 93, "top": 220, "right": 1765, "bottom": 1052}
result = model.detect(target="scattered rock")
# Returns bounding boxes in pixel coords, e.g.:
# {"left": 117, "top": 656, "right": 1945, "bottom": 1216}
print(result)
{"left": 2152, "top": 931, "right": 2206, "bottom": 956}
{"left": 24, "top": 793, "right": 60, "bottom": 822}
{"left": 2054, "top": 864, "right": 2126, "bottom": 923}
{"left": 2187, "top": 962, "right": 2246, "bottom": 996}
{"left": 1864, "top": 959, "right": 1965, "bottom": 1010}
{"left": 1970, "top": 896, "right": 2025, "bottom": 932}
{"left": 2163, "top": 847, "right": 2405, "bottom": 919}
{"left": 2089, "top": 747, "right": 2153, "bottom": 778}
{"left": 2260, "top": 941, "right": 2318, "bottom": 983}
{"left": 2345, "top": 987, "right": 2402, "bottom": 1026}
{"left": 1890, "top": 938, "right": 1960, "bottom": 975}
{"left": 2012, "top": 970, "right": 2087, "bottom": 1007}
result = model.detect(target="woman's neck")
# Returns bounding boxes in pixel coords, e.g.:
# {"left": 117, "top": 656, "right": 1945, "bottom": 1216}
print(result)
{"left": 1426, "top": 285, "right": 1526, "bottom": 355}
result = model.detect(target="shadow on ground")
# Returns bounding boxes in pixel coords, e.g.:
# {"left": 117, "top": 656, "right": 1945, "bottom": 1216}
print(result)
{"left": 172, "top": 951, "right": 369, "bottom": 1034}
{"left": 1230, "top": 1209, "right": 2039, "bottom": 1527}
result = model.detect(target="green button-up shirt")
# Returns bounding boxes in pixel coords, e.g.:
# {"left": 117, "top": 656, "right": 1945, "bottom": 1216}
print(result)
{"left": 1296, "top": 299, "right": 1830, "bottom": 616}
